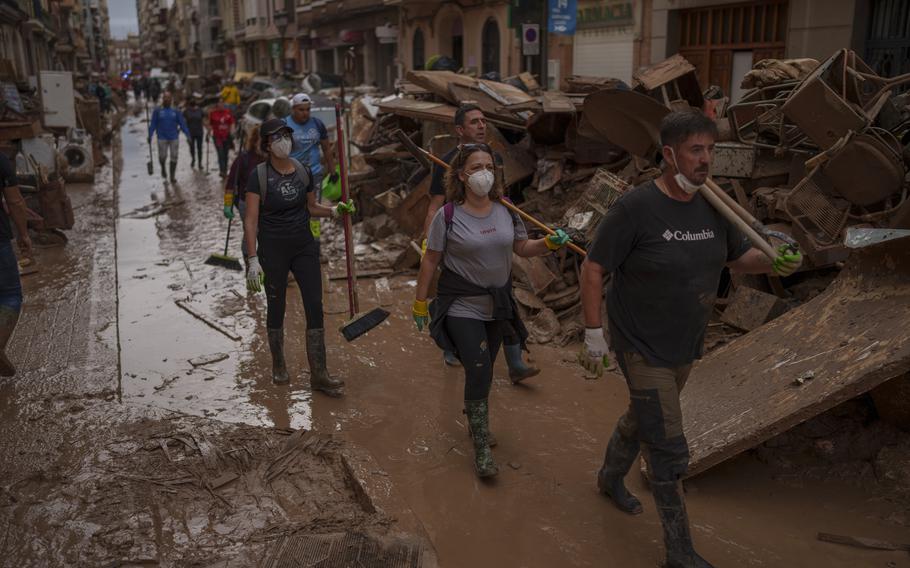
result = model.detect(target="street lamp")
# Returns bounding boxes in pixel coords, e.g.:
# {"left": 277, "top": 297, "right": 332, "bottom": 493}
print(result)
{"left": 274, "top": 10, "right": 288, "bottom": 75}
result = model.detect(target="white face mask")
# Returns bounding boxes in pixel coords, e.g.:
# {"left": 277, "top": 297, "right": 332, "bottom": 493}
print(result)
{"left": 466, "top": 170, "right": 494, "bottom": 197}
{"left": 668, "top": 147, "right": 705, "bottom": 195}
{"left": 271, "top": 137, "right": 292, "bottom": 159}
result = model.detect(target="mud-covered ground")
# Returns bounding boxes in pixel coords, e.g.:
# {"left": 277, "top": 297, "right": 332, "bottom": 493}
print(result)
{"left": 2, "top": 108, "right": 908, "bottom": 567}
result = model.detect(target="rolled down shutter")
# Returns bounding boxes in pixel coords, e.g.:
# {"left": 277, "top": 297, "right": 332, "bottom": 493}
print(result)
{"left": 572, "top": 27, "right": 635, "bottom": 85}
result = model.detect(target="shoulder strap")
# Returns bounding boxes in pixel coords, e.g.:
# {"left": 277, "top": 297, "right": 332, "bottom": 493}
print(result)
{"left": 288, "top": 158, "right": 312, "bottom": 193}
{"left": 256, "top": 162, "right": 268, "bottom": 206}
{"left": 444, "top": 202, "right": 455, "bottom": 231}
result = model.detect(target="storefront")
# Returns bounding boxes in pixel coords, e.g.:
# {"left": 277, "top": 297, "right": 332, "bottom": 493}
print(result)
{"left": 572, "top": 1, "right": 636, "bottom": 84}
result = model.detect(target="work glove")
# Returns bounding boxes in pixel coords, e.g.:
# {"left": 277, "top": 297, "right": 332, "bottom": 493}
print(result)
{"left": 223, "top": 193, "right": 234, "bottom": 220}
{"left": 772, "top": 245, "right": 803, "bottom": 277}
{"left": 332, "top": 199, "right": 356, "bottom": 218}
{"left": 328, "top": 172, "right": 339, "bottom": 184}
{"left": 412, "top": 299, "right": 429, "bottom": 332}
{"left": 578, "top": 327, "right": 610, "bottom": 378}
{"left": 246, "top": 256, "right": 264, "bottom": 293}
{"left": 545, "top": 229, "right": 571, "bottom": 251}
{"left": 420, "top": 238, "right": 427, "bottom": 257}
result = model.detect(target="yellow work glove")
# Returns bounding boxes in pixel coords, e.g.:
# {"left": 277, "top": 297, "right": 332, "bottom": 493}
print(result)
{"left": 412, "top": 299, "right": 429, "bottom": 332}
{"left": 420, "top": 238, "right": 427, "bottom": 257}
{"left": 772, "top": 245, "right": 803, "bottom": 277}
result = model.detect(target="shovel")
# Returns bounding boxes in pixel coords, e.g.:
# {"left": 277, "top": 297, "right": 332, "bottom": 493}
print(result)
{"left": 145, "top": 104, "right": 154, "bottom": 175}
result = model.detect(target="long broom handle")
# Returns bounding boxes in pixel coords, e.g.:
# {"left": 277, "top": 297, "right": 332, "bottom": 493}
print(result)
{"left": 417, "top": 147, "right": 587, "bottom": 257}
{"left": 336, "top": 103, "right": 359, "bottom": 317}
{"left": 224, "top": 217, "right": 232, "bottom": 256}
{"left": 697, "top": 184, "right": 778, "bottom": 260}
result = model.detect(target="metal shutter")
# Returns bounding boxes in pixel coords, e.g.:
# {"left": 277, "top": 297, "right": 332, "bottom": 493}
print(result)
{"left": 572, "top": 27, "right": 634, "bottom": 84}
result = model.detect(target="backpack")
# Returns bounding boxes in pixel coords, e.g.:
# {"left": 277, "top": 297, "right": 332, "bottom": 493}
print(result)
{"left": 255, "top": 158, "right": 311, "bottom": 207}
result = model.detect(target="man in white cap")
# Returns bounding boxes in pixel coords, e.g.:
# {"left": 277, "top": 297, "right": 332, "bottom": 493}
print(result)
{"left": 285, "top": 93, "right": 338, "bottom": 248}
{"left": 285, "top": 93, "right": 337, "bottom": 190}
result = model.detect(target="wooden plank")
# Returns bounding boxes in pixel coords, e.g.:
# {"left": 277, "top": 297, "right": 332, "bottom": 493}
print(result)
{"left": 376, "top": 99, "right": 457, "bottom": 123}
{"left": 681, "top": 237, "right": 910, "bottom": 477}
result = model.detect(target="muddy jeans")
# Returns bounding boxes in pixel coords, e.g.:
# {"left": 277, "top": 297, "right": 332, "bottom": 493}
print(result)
{"left": 0, "top": 240, "right": 22, "bottom": 311}
{"left": 613, "top": 352, "right": 692, "bottom": 482}
{"left": 444, "top": 317, "right": 504, "bottom": 400}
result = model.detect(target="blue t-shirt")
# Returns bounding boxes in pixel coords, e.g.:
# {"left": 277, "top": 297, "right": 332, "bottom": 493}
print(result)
{"left": 284, "top": 116, "right": 327, "bottom": 176}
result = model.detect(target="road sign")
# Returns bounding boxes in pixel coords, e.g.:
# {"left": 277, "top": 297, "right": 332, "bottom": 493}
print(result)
{"left": 522, "top": 23, "right": 540, "bottom": 56}
{"left": 548, "top": 0, "right": 577, "bottom": 35}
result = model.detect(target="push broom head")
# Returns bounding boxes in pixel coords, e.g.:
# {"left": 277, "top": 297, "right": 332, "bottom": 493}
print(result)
{"left": 204, "top": 253, "right": 243, "bottom": 271}
{"left": 340, "top": 307, "right": 390, "bottom": 342}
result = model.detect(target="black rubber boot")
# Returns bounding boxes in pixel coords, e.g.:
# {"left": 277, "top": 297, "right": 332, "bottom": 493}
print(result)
{"left": 306, "top": 328, "right": 344, "bottom": 397}
{"left": 0, "top": 306, "right": 20, "bottom": 377}
{"left": 464, "top": 399, "right": 499, "bottom": 478}
{"left": 443, "top": 350, "right": 461, "bottom": 367}
{"left": 597, "top": 427, "right": 644, "bottom": 514}
{"left": 169, "top": 161, "right": 177, "bottom": 182}
{"left": 504, "top": 343, "right": 540, "bottom": 384}
{"left": 266, "top": 328, "right": 289, "bottom": 385}
{"left": 159, "top": 159, "right": 167, "bottom": 179}
{"left": 652, "top": 480, "right": 715, "bottom": 568}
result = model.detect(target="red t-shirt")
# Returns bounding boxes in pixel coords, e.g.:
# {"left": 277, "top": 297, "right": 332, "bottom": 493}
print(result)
{"left": 209, "top": 108, "right": 235, "bottom": 143}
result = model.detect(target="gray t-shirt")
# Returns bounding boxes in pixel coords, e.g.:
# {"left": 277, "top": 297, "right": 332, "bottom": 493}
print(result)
{"left": 427, "top": 202, "right": 528, "bottom": 320}
{"left": 587, "top": 181, "right": 751, "bottom": 367}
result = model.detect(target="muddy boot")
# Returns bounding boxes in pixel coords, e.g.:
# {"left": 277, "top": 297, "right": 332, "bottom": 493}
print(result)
{"left": 504, "top": 343, "right": 540, "bottom": 384}
{"left": 443, "top": 350, "right": 461, "bottom": 367}
{"left": 306, "top": 328, "right": 344, "bottom": 397}
{"left": 267, "top": 328, "right": 289, "bottom": 385}
{"left": 0, "top": 306, "right": 20, "bottom": 377}
{"left": 464, "top": 399, "right": 499, "bottom": 478}
{"left": 159, "top": 159, "right": 167, "bottom": 179}
{"left": 463, "top": 407, "right": 497, "bottom": 447}
{"left": 596, "top": 428, "right": 643, "bottom": 514}
{"left": 169, "top": 161, "right": 177, "bottom": 182}
{"left": 652, "top": 480, "right": 714, "bottom": 568}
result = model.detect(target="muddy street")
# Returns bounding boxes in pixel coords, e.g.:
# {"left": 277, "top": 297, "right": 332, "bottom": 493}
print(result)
{"left": 2, "top": 110, "right": 908, "bottom": 567}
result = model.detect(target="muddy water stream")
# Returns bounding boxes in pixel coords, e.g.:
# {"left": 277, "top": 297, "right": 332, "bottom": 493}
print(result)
{"left": 110, "top": 114, "right": 909, "bottom": 567}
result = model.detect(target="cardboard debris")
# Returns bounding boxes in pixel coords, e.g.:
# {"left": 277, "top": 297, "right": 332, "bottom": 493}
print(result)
{"left": 719, "top": 286, "right": 787, "bottom": 332}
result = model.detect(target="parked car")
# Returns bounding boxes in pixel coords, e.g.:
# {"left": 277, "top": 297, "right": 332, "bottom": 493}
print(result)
{"left": 248, "top": 76, "right": 298, "bottom": 99}
{"left": 240, "top": 94, "right": 337, "bottom": 142}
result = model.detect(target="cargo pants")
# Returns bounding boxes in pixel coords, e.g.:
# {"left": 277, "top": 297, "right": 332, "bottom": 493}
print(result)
{"left": 612, "top": 352, "right": 692, "bottom": 482}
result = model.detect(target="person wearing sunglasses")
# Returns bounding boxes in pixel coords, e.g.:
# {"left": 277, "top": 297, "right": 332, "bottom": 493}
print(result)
{"left": 420, "top": 104, "right": 541, "bottom": 382}
{"left": 413, "top": 144, "right": 571, "bottom": 478}
{"left": 243, "top": 118, "right": 356, "bottom": 397}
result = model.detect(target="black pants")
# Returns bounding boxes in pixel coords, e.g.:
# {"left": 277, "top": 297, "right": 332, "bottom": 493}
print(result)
{"left": 189, "top": 136, "right": 203, "bottom": 164}
{"left": 258, "top": 235, "right": 324, "bottom": 331}
{"left": 215, "top": 139, "right": 230, "bottom": 174}
{"left": 445, "top": 317, "right": 504, "bottom": 400}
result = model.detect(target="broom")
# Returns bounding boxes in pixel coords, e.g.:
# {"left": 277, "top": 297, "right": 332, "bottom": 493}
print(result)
{"left": 335, "top": 102, "right": 389, "bottom": 341}
{"left": 205, "top": 217, "right": 243, "bottom": 271}
{"left": 145, "top": 103, "right": 154, "bottom": 175}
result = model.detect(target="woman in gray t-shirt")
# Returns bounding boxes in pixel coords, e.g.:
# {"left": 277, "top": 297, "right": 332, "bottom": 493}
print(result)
{"left": 412, "top": 144, "right": 571, "bottom": 478}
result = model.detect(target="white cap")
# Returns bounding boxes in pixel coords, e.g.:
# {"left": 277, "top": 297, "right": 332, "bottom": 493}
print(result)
{"left": 291, "top": 93, "right": 312, "bottom": 107}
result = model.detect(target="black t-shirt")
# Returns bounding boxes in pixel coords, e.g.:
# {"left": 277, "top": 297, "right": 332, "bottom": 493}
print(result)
{"left": 428, "top": 147, "right": 505, "bottom": 197}
{"left": 0, "top": 154, "right": 16, "bottom": 241}
{"left": 588, "top": 181, "right": 751, "bottom": 368}
{"left": 246, "top": 162, "right": 313, "bottom": 240}
{"left": 183, "top": 107, "right": 205, "bottom": 137}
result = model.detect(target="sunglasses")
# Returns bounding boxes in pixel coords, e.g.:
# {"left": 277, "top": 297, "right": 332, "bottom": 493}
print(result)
{"left": 268, "top": 132, "right": 291, "bottom": 143}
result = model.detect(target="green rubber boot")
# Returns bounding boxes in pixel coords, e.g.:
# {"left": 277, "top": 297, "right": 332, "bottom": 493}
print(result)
{"left": 306, "top": 328, "right": 344, "bottom": 397}
{"left": 464, "top": 399, "right": 498, "bottom": 478}
{"left": 267, "top": 328, "right": 289, "bottom": 385}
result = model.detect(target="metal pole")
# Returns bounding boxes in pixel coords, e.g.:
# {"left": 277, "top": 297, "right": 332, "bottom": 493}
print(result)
{"left": 541, "top": 0, "right": 548, "bottom": 89}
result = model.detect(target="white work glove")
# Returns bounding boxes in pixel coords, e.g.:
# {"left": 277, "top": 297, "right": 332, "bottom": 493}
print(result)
{"left": 246, "top": 256, "right": 264, "bottom": 293}
{"left": 578, "top": 327, "right": 611, "bottom": 378}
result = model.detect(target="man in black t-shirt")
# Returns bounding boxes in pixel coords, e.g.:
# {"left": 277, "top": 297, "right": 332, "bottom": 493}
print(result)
{"left": 419, "top": 105, "right": 538, "bottom": 382}
{"left": 0, "top": 151, "right": 32, "bottom": 377}
{"left": 579, "top": 111, "right": 802, "bottom": 568}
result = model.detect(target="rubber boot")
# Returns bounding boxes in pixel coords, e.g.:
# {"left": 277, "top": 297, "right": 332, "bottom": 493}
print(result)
{"left": 443, "top": 350, "right": 461, "bottom": 367}
{"left": 463, "top": 407, "right": 497, "bottom": 447}
{"left": 504, "top": 342, "right": 540, "bottom": 384}
{"left": 464, "top": 399, "right": 498, "bottom": 478}
{"left": 306, "top": 328, "right": 344, "bottom": 397}
{"left": 0, "top": 306, "right": 20, "bottom": 377}
{"left": 652, "top": 480, "right": 715, "bottom": 568}
{"left": 169, "top": 161, "right": 177, "bottom": 183}
{"left": 160, "top": 159, "right": 167, "bottom": 179}
{"left": 266, "top": 328, "right": 289, "bottom": 385}
{"left": 596, "top": 428, "right": 644, "bottom": 514}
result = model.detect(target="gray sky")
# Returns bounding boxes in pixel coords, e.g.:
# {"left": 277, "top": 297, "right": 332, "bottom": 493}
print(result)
{"left": 108, "top": 1, "right": 139, "bottom": 39}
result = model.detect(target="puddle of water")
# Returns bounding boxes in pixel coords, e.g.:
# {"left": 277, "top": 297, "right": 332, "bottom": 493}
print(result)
{"left": 115, "top": 115, "right": 311, "bottom": 430}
